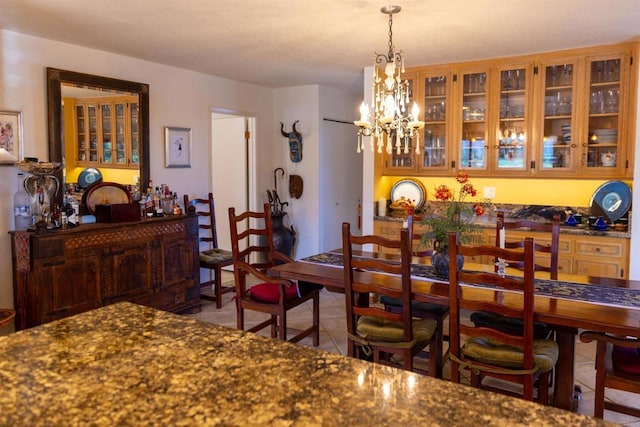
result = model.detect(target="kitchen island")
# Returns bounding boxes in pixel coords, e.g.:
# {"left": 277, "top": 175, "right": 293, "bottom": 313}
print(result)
{"left": 0, "top": 302, "right": 607, "bottom": 426}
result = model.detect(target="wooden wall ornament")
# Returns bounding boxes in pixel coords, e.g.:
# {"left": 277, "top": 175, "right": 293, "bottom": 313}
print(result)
{"left": 280, "top": 121, "right": 302, "bottom": 163}
{"left": 289, "top": 174, "right": 303, "bottom": 199}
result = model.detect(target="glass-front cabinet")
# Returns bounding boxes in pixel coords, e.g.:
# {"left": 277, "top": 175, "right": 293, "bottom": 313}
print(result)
{"left": 583, "top": 54, "right": 627, "bottom": 175}
{"left": 495, "top": 65, "right": 531, "bottom": 172}
{"left": 73, "top": 96, "right": 139, "bottom": 170}
{"left": 538, "top": 60, "right": 578, "bottom": 173}
{"left": 379, "top": 42, "right": 636, "bottom": 179}
{"left": 458, "top": 68, "right": 489, "bottom": 171}
{"left": 420, "top": 69, "right": 451, "bottom": 174}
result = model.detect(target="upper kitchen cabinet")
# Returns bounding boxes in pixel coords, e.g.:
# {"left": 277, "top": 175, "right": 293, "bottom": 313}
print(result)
{"left": 418, "top": 68, "right": 454, "bottom": 175}
{"left": 455, "top": 67, "right": 491, "bottom": 172}
{"left": 72, "top": 95, "right": 140, "bottom": 170}
{"left": 380, "top": 42, "right": 638, "bottom": 179}
{"left": 536, "top": 58, "right": 580, "bottom": 175}
{"left": 582, "top": 53, "right": 630, "bottom": 176}
{"left": 380, "top": 73, "right": 420, "bottom": 174}
{"left": 493, "top": 64, "right": 534, "bottom": 175}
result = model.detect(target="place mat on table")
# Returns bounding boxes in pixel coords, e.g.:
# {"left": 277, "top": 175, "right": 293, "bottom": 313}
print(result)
{"left": 301, "top": 252, "right": 640, "bottom": 310}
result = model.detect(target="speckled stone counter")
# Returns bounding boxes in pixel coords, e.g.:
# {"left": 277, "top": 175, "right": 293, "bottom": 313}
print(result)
{"left": 375, "top": 215, "right": 631, "bottom": 239}
{"left": 0, "top": 302, "right": 609, "bottom": 426}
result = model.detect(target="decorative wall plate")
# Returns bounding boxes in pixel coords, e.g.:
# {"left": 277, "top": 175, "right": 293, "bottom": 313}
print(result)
{"left": 82, "top": 182, "right": 132, "bottom": 214}
{"left": 390, "top": 178, "right": 427, "bottom": 209}
{"left": 78, "top": 167, "right": 103, "bottom": 189}
{"left": 589, "top": 180, "right": 631, "bottom": 222}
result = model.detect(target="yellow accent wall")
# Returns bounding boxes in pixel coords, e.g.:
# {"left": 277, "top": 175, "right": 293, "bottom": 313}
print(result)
{"left": 66, "top": 167, "right": 138, "bottom": 187}
{"left": 376, "top": 176, "right": 632, "bottom": 208}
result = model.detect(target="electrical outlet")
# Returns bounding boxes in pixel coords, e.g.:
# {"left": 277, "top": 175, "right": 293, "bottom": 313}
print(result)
{"left": 483, "top": 186, "right": 496, "bottom": 199}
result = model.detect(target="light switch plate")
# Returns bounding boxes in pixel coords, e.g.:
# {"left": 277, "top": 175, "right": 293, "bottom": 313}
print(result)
{"left": 483, "top": 186, "right": 496, "bottom": 199}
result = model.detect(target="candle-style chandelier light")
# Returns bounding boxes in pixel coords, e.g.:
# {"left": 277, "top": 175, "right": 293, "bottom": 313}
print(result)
{"left": 354, "top": 5, "right": 424, "bottom": 155}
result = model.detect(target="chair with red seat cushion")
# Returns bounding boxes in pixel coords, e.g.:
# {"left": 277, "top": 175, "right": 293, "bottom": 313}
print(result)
{"left": 579, "top": 331, "right": 640, "bottom": 418}
{"left": 228, "top": 203, "right": 319, "bottom": 345}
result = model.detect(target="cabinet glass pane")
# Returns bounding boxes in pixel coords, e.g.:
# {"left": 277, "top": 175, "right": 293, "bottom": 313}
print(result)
{"left": 497, "top": 68, "right": 527, "bottom": 170}
{"left": 75, "top": 105, "right": 86, "bottom": 163}
{"left": 460, "top": 72, "right": 487, "bottom": 169}
{"left": 130, "top": 102, "right": 139, "bottom": 165}
{"left": 422, "top": 75, "right": 447, "bottom": 168}
{"left": 541, "top": 64, "right": 575, "bottom": 170}
{"left": 115, "top": 102, "right": 127, "bottom": 165}
{"left": 88, "top": 105, "right": 98, "bottom": 163}
{"left": 587, "top": 59, "right": 620, "bottom": 169}
{"left": 387, "top": 79, "right": 415, "bottom": 169}
{"left": 101, "top": 104, "right": 112, "bottom": 164}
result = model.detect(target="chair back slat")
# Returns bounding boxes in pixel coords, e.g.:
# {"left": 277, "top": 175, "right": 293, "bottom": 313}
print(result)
{"left": 342, "top": 222, "right": 414, "bottom": 343}
{"left": 496, "top": 211, "right": 560, "bottom": 279}
{"left": 448, "top": 231, "right": 536, "bottom": 383}
{"left": 184, "top": 193, "right": 220, "bottom": 249}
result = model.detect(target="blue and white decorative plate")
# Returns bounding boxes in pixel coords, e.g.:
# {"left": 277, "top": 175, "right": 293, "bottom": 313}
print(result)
{"left": 78, "top": 167, "right": 103, "bottom": 189}
{"left": 590, "top": 180, "right": 631, "bottom": 222}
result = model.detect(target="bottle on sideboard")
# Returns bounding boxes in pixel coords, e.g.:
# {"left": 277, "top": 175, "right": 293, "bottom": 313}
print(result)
{"left": 13, "top": 173, "right": 31, "bottom": 230}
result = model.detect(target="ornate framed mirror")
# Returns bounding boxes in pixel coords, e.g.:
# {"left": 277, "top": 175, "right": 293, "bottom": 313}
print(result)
{"left": 46, "top": 67, "right": 149, "bottom": 207}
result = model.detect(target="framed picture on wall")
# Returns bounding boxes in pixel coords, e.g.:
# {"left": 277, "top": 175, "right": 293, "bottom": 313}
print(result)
{"left": 0, "top": 110, "right": 23, "bottom": 165}
{"left": 164, "top": 126, "right": 191, "bottom": 168}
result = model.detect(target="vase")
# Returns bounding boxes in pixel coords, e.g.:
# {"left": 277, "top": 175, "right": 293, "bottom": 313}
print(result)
{"left": 430, "top": 251, "right": 464, "bottom": 279}
{"left": 271, "top": 212, "right": 296, "bottom": 257}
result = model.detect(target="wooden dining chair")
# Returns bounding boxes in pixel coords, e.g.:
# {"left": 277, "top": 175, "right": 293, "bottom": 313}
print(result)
{"left": 184, "top": 193, "right": 234, "bottom": 308}
{"left": 342, "top": 222, "right": 438, "bottom": 375}
{"left": 471, "top": 211, "right": 560, "bottom": 339}
{"left": 579, "top": 331, "right": 640, "bottom": 418}
{"left": 381, "top": 214, "right": 449, "bottom": 378}
{"left": 495, "top": 211, "right": 560, "bottom": 279}
{"left": 228, "top": 204, "right": 319, "bottom": 345}
{"left": 447, "top": 231, "right": 559, "bottom": 403}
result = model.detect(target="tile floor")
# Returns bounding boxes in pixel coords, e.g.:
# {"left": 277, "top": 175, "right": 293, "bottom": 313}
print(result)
{"left": 187, "top": 273, "right": 640, "bottom": 425}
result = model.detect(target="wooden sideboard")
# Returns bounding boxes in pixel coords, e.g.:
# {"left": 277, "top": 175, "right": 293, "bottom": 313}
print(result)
{"left": 10, "top": 214, "right": 201, "bottom": 330}
{"left": 374, "top": 219, "right": 631, "bottom": 279}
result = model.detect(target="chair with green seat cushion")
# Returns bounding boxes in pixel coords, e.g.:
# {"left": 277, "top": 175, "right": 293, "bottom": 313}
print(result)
{"left": 448, "top": 231, "right": 559, "bottom": 404}
{"left": 381, "top": 214, "right": 449, "bottom": 378}
{"left": 342, "top": 222, "right": 439, "bottom": 375}
{"left": 184, "top": 193, "right": 234, "bottom": 309}
{"left": 469, "top": 212, "right": 561, "bottom": 340}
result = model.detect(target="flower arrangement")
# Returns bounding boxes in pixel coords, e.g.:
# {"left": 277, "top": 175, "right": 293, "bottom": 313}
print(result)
{"left": 420, "top": 172, "right": 485, "bottom": 254}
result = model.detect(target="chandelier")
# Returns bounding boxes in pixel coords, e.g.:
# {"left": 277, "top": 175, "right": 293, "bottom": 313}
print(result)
{"left": 354, "top": 5, "right": 424, "bottom": 155}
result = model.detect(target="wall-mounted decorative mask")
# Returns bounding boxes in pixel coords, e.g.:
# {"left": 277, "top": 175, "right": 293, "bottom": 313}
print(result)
{"left": 280, "top": 121, "right": 302, "bottom": 163}
{"left": 289, "top": 174, "right": 303, "bottom": 199}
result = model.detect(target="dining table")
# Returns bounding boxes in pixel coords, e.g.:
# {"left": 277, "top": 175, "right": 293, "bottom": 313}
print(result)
{"left": 268, "top": 250, "right": 640, "bottom": 412}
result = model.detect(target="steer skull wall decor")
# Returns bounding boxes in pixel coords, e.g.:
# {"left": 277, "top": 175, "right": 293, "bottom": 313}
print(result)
{"left": 280, "top": 121, "right": 302, "bottom": 163}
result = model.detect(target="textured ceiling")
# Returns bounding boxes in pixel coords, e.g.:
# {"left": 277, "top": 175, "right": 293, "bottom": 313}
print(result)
{"left": 2, "top": 0, "right": 640, "bottom": 94}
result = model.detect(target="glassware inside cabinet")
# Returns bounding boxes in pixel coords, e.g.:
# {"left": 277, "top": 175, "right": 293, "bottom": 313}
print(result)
{"left": 541, "top": 63, "right": 575, "bottom": 170}
{"left": 586, "top": 58, "right": 621, "bottom": 169}
{"left": 460, "top": 72, "right": 487, "bottom": 169}
{"left": 422, "top": 75, "right": 447, "bottom": 169}
{"left": 75, "top": 105, "right": 87, "bottom": 163}
{"left": 497, "top": 68, "right": 527, "bottom": 170}
{"left": 101, "top": 104, "right": 113, "bottom": 164}
{"left": 130, "top": 102, "right": 140, "bottom": 165}
{"left": 88, "top": 105, "right": 98, "bottom": 163}
{"left": 115, "top": 102, "right": 127, "bottom": 166}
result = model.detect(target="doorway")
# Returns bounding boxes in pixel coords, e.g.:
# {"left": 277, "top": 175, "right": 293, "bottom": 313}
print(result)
{"left": 210, "top": 111, "right": 256, "bottom": 252}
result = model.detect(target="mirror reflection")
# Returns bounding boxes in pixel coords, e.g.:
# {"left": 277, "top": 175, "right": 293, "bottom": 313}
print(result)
{"left": 47, "top": 68, "right": 149, "bottom": 207}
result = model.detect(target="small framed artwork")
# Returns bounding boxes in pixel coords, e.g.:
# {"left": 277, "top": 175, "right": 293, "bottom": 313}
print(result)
{"left": 164, "top": 126, "right": 192, "bottom": 168}
{"left": 0, "top": 110, "right": 23, "bottom": 165}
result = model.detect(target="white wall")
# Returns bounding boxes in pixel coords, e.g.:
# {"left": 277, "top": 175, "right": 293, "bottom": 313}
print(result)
{"left": 0, "top": 30, "right": 276, "bottom": 309}
{"left": 273, "top": 85, "right": 360, "bottom": 258}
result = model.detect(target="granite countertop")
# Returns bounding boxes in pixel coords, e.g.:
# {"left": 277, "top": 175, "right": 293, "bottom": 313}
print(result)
{"left": 375, "top": 215, "right": 631, "bottom": 239}
{"left": 0, "top": 302, "right": 608, "bottom": 426}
